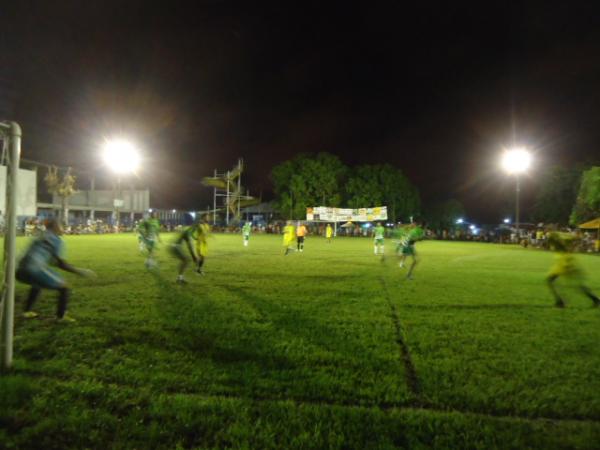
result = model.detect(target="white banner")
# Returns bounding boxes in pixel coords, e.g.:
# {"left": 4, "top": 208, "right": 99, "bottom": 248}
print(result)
{"left": 306, "top": 206, "right": 387, "bottom": 222}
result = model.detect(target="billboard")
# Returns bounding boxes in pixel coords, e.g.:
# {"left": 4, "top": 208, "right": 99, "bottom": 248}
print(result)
{"left": 306, "top": 206, "right": 387, "bottom": 222}
{"left": 0, "top": 166, "right": 37, "bottom": 216}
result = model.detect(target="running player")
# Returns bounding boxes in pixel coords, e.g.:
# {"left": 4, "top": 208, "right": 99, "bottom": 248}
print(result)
{"left": 137, "top": 212, "right": 161, "bottom": 268}
{"left": 242, "top": 221, "right": 251, "bottom": 247}
{"left": 17, "top": 218, "right": 95, "bottom": 322}
{"left": 398, "top": 222, "right": 425, "bottom": 280}
{"left": 373, "top": 222, "right": 385, "bottom": 255}
{"left": 296, "top": 222, "right": 308, "bottom": 252}
{"left": 282, "top": 221, "right": 296, "bottom": 255}
{"left": 194, "top": 220, "right": 211, "bottom": 274}
{"left": 325, "top": 223, "right": 333, "bottom": 243}
{"left": 546, "top": 231, "right": 599, "bottom": 308}
{"left": 169, "top": 224, "right": 198, "bottom": 284}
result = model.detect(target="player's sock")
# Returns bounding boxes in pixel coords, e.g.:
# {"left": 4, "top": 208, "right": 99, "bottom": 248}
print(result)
{"left": 374, "top": 246, "right": 377, "bottom": 255}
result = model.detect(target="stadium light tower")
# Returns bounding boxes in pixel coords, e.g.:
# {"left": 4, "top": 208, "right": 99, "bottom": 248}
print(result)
{"left": 102, "top": 138, "right": 140, "bottom": 229}
{"left": 501, "top": 147, "right": 531, "bottom": 240}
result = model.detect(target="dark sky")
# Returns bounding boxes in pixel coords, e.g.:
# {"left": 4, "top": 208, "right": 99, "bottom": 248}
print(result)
{"left": 1, "top": 1, "right": 599, "bottom": 222}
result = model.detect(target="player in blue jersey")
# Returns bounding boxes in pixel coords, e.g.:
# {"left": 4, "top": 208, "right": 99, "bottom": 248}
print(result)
{"left": 17, "top": 218, "right": 94, "bottom": 322}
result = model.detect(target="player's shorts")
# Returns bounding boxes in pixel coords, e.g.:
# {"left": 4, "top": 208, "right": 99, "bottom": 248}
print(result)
{"left": 297, "top": 236, "right": 305, "bottom": 244}
{"left": 169, "top": 244, "right": 190, "bottom": 262}
{"left": 548, "top": 254, "right": 581, "bottom": 279}
{"left": 243, "top": 233, "right": 250, "bottom": 241}
{"left": 283, "top": 235, "right": 294, "bottom": 246}
{"left": 142, "top": 237, "right": 156, "bottom": 251}
{"left": 17, "top": 267, "right": 65, "bottom": 290}
{"left": 374, "top": 238, "right": 384, "bottom": 246}
{"left": 401, "top": 244, "right": 416, "bottom": 256}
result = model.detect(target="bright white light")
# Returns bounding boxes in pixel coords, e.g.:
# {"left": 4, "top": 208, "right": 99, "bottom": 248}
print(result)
{"left": 189, "top": 212, "right": 196, "bottom": 219}
{"left": 469, "top": 224, "right": 475, "bottom": 230}
{"left": 501, "top": 148, "right": 531, "bottom": 174}
{"left": 172, "top": 209, "right": 176, "bottom": 213}
{"left": 503, "top": 218, "right": 510, "bottom": 224}
{"left": 102, "top": 138, "right": 140, "bottom": 174}
{"left": 456, "top": 218, "right": 464, "bottom": 224}
{"left": 148, "top": 208, "right": 153, "bottom": 213}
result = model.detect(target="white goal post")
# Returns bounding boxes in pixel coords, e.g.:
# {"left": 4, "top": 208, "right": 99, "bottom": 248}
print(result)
{"left": 0, "top": 121, "right": 22, "bottom": 370}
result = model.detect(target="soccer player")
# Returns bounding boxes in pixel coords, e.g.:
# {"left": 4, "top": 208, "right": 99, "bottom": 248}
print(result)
{"left": 282, "top": 220, "right": 296, "bottom": 255}
{"left": 169, "top": 223, "right": 198, "bottom": 284}
{"left": 137, "top": 212, "right": 161, "bottom": 268}
{"left": 398, "top": 222, "right": 425, "bottom": 280}
{"left": 17, "top": 218, "right": 95, "bottom": 322}
{"left": 373, "top": 222, "right": 385, "bottom": 255}
{"left": 546, "top": 231, "right": 599, "bottom": 308}
{"left": 326, "top": 223, "right": 333, "bottom": 243}
{"left": 194, "top": 220, "right": 211, "bottom": 274}
{"left": 296, "top": 221, "right": 308, "bottom": 252}
{"left": 242, "top": 221, "right": 251, "bottom": 247}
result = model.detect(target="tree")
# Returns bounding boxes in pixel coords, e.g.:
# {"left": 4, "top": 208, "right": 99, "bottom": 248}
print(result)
{"left": 424, "top": 199, "right": 465, "bottom": 232}
{"left": 570, "top": 166, "right": 600, "bottom": 225}
{"left": 345, "top": 164, "right": 420, "bottom": 222}
{"left": 45, "top": 166, "right": 77, "bottom": 226}
{"left": 271, "top": 153, "right": 348, "bottom": 219}
{"left": 533, "top": 166, "right": 582, "bottom": 225}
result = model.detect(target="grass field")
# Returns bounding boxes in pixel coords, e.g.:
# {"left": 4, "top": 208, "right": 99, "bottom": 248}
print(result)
{"left": 1, "top": 233, "right": 600, "bottom": 449}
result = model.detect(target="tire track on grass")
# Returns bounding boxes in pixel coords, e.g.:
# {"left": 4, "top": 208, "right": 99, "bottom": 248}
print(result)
{"left": 380, "top": 277, "right": 421, "bottom": 398}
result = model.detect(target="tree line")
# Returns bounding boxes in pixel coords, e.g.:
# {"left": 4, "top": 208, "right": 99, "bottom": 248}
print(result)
{"left": 270, "top": 153, "right": 599, "bottom": 227}
{"left": 270, "top": 152, "right": 423, "bottom": 223}
{"left": 533, "top": 165, "right": 600, "bottom": 225}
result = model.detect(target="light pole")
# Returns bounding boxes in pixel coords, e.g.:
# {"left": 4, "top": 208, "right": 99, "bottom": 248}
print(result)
{"left": 102, "top": 138, "right": 140, "bottom": 230}
{"left": 501, "top": 148, "right": 531, "bottom": 241}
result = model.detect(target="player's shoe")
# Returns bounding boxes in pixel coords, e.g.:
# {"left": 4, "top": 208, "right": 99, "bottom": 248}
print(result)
{"left": 177, "top": 278, "right": 188, "bottom": 284}
{"left": 591, "top": 296, "right": 600, "bottom": 307}
{"left": 554, "top": 298, "right": 566, "bottom": 308}
{"left": 56, "top": 314, "right": 76, "bottom": 323}
{"left": 406, "top": 274, "right": 413, "bottom": 281}
{"left": 22, "top": 311, "right": 39, "bottom": 319}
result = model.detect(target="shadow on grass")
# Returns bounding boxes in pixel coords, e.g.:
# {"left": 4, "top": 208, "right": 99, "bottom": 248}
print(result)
{"left": 150, "top": 271, "right": 294, "bottom": 371}
{"left": 216, "top": 283, "right": 399, "bottom": 375}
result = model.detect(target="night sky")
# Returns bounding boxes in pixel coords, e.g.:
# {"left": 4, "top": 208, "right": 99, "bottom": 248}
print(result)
{"left": 1, "top": 2, "right": 599, "bottom": 222}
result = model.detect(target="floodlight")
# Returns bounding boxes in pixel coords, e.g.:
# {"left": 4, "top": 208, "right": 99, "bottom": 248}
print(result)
{"left": 503, "top": 218, "right": 510, "bottom": 224}
{"left": 469, "top": 224, "right": 475, "bottom": 230}
{"left": 456, "top": 218, "right": 464, "bottom": 224}
{"left": 102, "top": 138, "right": 140, "bottom": 174}
{"left": 172, "top": 209, "right": 177, "bottom": 213}
{"left": 501, "top": 148, "right": 531, "bottom": 175}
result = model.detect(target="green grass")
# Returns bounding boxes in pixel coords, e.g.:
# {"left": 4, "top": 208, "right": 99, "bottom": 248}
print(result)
{"left": 2, "top": 234, "right": 600, "bottom": 449}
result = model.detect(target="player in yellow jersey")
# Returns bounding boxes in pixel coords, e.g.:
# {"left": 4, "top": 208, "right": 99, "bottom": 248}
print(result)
{"left": 282, "top": 220, "right": 296, "bottom": 255}
{"left": 194, "top": 220, "right": 211, "bottom": 275}
{"left": 325, "top": 223, "right": 333, "bottom": 243}
{"left": 547, "top": 231, "right": 599, "bottom": 308}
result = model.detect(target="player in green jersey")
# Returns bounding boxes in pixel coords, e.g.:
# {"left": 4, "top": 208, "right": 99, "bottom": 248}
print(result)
{"left": 169, "top": 224, "right": 198, "bottom": 284}
{"left": 546, "top": 232, "right": 599, "bottom": 308}
{"left": 398, "top": 222, "right": 425, "bottom": 280}
{"left": 137, "top": 212, "right": 161, "bottom": 268}
{"left": 373, "top": 222, "right": 385, "bottom": 255}
{"left": 242, "top": 221, "right": 252, "bottom": 247}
